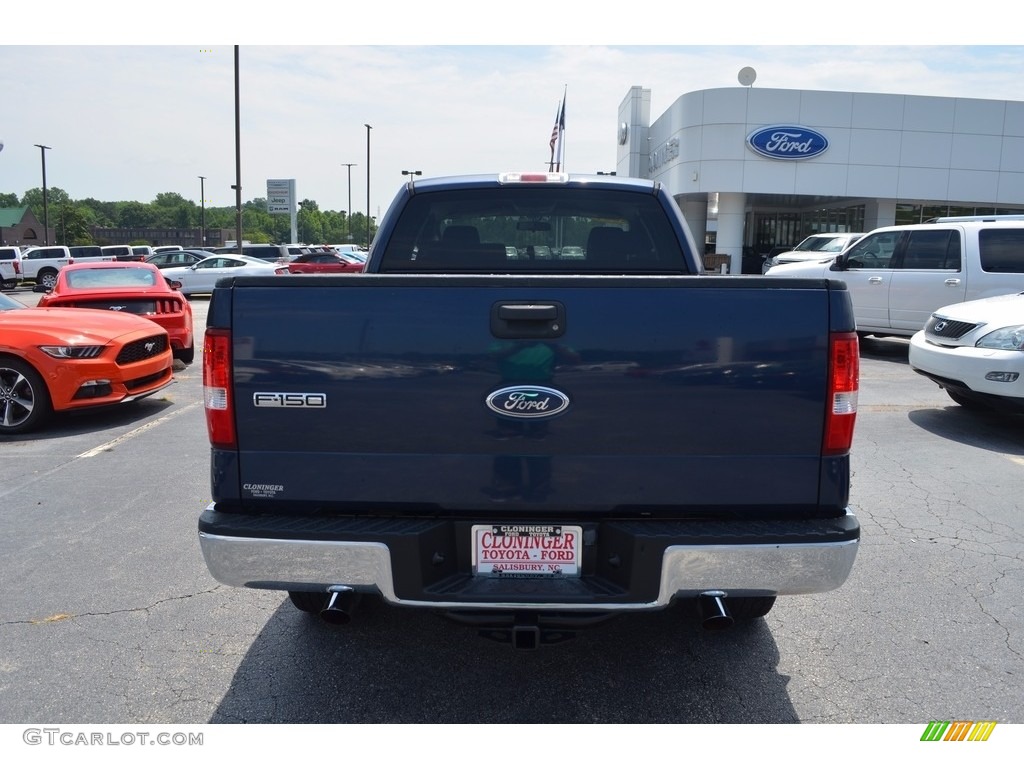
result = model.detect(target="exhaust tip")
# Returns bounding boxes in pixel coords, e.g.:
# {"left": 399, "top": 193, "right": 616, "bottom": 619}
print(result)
{"left": 698, "top": 591, "right": 734, "bottom": 631}
{"left": 320, "top": 587, "right": 360, "bottom": 625}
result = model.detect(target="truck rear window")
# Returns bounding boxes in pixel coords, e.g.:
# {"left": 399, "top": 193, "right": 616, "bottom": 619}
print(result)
{"left": 377, "top": 187, "right": 693, "bottom": 273}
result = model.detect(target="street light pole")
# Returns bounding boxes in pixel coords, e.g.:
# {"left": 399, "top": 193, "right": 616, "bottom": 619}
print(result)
{"left": 364, "top": 124, "right": 372, "bottom": 250}
{"left": 341, "top": 163, "right": 357, "bottom": 243}
{"left": 198, "top": 175, "right": 207, "bottom": 247}
{"left": 232, "top": 45, "right": 242, "bottom": 254}
{"left": 34, "top": 144, "right": 51, "bottom": 246}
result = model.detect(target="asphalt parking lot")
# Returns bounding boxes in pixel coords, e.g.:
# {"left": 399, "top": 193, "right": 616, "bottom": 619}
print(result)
{"left": 1, "top": 284, "right": 1022, "bottom": 727}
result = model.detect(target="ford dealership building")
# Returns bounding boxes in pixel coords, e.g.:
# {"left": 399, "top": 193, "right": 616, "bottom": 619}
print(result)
{"left": 616, "top": 85, "right": 1024, "bottom": 273}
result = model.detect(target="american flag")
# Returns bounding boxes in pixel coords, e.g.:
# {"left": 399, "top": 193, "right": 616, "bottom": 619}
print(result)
{"left": 548, "top": 91, "right": 566, "bottom": 171}
{"left": 549, "top": 101, "right": 561, "bottom": 153}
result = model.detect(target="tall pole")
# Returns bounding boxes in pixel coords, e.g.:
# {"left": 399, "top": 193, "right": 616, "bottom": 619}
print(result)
{"left": 364, "top": 124, "right": 372, "bottom": 250}
{"left": 341, "top": 163, "right": 357, "bottom": 243}
{"left": 34, "top": 144, "right": 51, "bottom": 246}
{"left": 198, "top": 175, "right": 207, "bottom": 247}
{"left": 232, "top": 45, "right": 242, "bottom": 254}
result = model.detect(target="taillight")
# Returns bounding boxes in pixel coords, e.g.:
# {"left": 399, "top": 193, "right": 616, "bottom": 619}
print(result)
{"left": 203, "top": 328, "right": 236, "bottom": 449}
{"left": 824, "top": 332, "right": 859, "bottom": 455}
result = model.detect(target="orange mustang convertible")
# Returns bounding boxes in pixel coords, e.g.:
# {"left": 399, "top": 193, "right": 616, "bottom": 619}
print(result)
{"left": 35, "top": 261, "right": 195, "bottom": 365}
{"left": 0, "top": 291, "right": 175, "bottom": 435}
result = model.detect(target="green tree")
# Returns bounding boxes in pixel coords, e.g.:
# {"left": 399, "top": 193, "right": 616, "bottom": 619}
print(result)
{"left": 21, "top": 186, "right": 71, "bottom": 210}
{"left": 0, "top": 192, "right": 19, "bottom": 207}
{"left": 153, "top": 192, "right": 190, "bottom": 208}
{"left": 117, "top": 201, "right": 155, "bottom": 227}
{"left": 57, "top": 203, "right": 93, "bottom": 245}
{"left": 174, "top": 203, "right": 194, "bottom": 228}
{"left": 298, "top": 199, "right": 324, "bottom": 243}
{"left": 78, "top": 198, "right": 118, "bottom": 226}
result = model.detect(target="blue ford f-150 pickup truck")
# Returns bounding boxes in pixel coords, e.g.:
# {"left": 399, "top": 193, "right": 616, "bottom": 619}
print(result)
{"left": 198, "top": 172, "right": 861, "bottom": 649}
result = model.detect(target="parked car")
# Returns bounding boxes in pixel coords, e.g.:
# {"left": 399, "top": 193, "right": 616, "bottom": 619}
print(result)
{"left": 278, "top": 252, "right": 365, "bottom": 274}
{"left": 153, "top": 245, "right": 184, "bottom": 254}
{"left": 145, "top": 250, "right": 208, "bottom": 269}
{"left": 160, "top": 255, "right": 282, "bottom": 297}
{"left": 212, "top": 244, "right": 290, "bottom": 262}
{"left": 18, "top": 246, "right": 74, "bottom": 289}
{"left": 0, "top": 291, "right": 174, "bottom": 434}
{"left": 909, "top": 291, "right": 1024, "bottom": 413}
{"left": 765, "top": 221, "right": 1024, "bottom": 337}
{"left": 330, "top": 244, "right": 368, "bottom": 262}
{"left": 101, "top": 245, "right": 139, "bottom": 262}
{"left": 0, "top": 246, "right": 21, "bottom": 290}
{"left": 761, "top": 233, "right": 866, "bottom": 272}
{"left": 34, "top": 261, "right": 195, "bottom": 364}
{"left": 131, "top": 245, "right": 156, "bottom": 260}
{"left": 68, "top": 245, "right": 115, "bottom": 263}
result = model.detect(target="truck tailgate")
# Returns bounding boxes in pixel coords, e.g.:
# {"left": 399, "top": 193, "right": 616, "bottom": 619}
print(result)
{"left": 215, "top": 275, "right": 845, "bottom": 513}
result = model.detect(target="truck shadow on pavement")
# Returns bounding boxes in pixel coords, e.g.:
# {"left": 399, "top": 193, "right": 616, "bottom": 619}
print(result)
{"left": 209, "top": 598, "right": 798, "bottom": 724}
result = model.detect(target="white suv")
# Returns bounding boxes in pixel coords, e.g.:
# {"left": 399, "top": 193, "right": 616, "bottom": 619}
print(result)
{"left": 766, "top": 221, "right": 1024, "bottom": 337}
{"left": 761, "top": 232, "right": 866, "bottom": 272}
{"left": 910, "top": 291, "right": 1024, "bottom": 412}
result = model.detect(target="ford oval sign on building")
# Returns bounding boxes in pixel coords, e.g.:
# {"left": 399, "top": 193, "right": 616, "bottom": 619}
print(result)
{"left": 746, "top": 125, "right": 829, "bottom": 160}
{"left": 486, "top": 385, "right": 570, "bottom": 420}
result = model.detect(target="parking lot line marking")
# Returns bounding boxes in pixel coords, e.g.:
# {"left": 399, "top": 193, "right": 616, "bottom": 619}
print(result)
{"left": 76, "top": 403, "right": 199, "bottom": 459}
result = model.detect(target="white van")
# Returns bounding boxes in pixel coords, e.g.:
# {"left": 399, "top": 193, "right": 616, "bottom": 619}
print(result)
{"left": 765, "top": 221, "right": 1024, "bottom": 337}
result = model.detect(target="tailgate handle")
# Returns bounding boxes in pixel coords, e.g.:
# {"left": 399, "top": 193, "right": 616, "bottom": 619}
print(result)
{"left": 491, "top": 301, "right": 566, "bottom": 339}
{"left": 498, "top": 304, "right": 558, "bottom": 321}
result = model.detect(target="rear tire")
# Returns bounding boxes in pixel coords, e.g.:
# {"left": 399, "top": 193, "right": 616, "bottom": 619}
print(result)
{"left": 1, "top": 279, "right": 17, "bottom": 291}
{"left": 0, "top": 357, "right": 53, "bottom": 435}
{"left": 37, "top": 269, "right": 59, "bottom": 290}
{"left": 727, "top": 596, "right": 777, "bottom": 621}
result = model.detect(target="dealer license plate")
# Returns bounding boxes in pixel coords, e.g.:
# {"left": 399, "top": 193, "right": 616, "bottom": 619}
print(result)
{"left": 472, "top": 524, "right": 582, "bottom": 577}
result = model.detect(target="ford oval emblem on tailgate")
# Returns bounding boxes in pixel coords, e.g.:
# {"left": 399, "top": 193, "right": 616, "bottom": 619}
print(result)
{"left": 486, "top": 385, "right": 569, "bottom": 419}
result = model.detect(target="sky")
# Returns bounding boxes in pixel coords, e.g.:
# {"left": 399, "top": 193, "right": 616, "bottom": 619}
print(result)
{"left": 2, "top": 3, "right": 1023, "bottom": 224}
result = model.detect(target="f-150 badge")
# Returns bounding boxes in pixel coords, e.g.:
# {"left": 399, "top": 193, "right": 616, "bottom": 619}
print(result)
{"left": 486, "top": 386, "right": 569, "bottom": 419}
{"left": 253, "top": 392, "right": 327, "bottom": 408}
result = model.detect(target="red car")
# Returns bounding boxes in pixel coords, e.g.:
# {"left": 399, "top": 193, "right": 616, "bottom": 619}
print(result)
{"left": 277, "top": 251, "right": 365, "bottom": 274}
{"left": 0, "top": 292, "right": 174, "bottom": 434}
{"left": 35, "top": 262, "right": 195, "bottom": 364}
